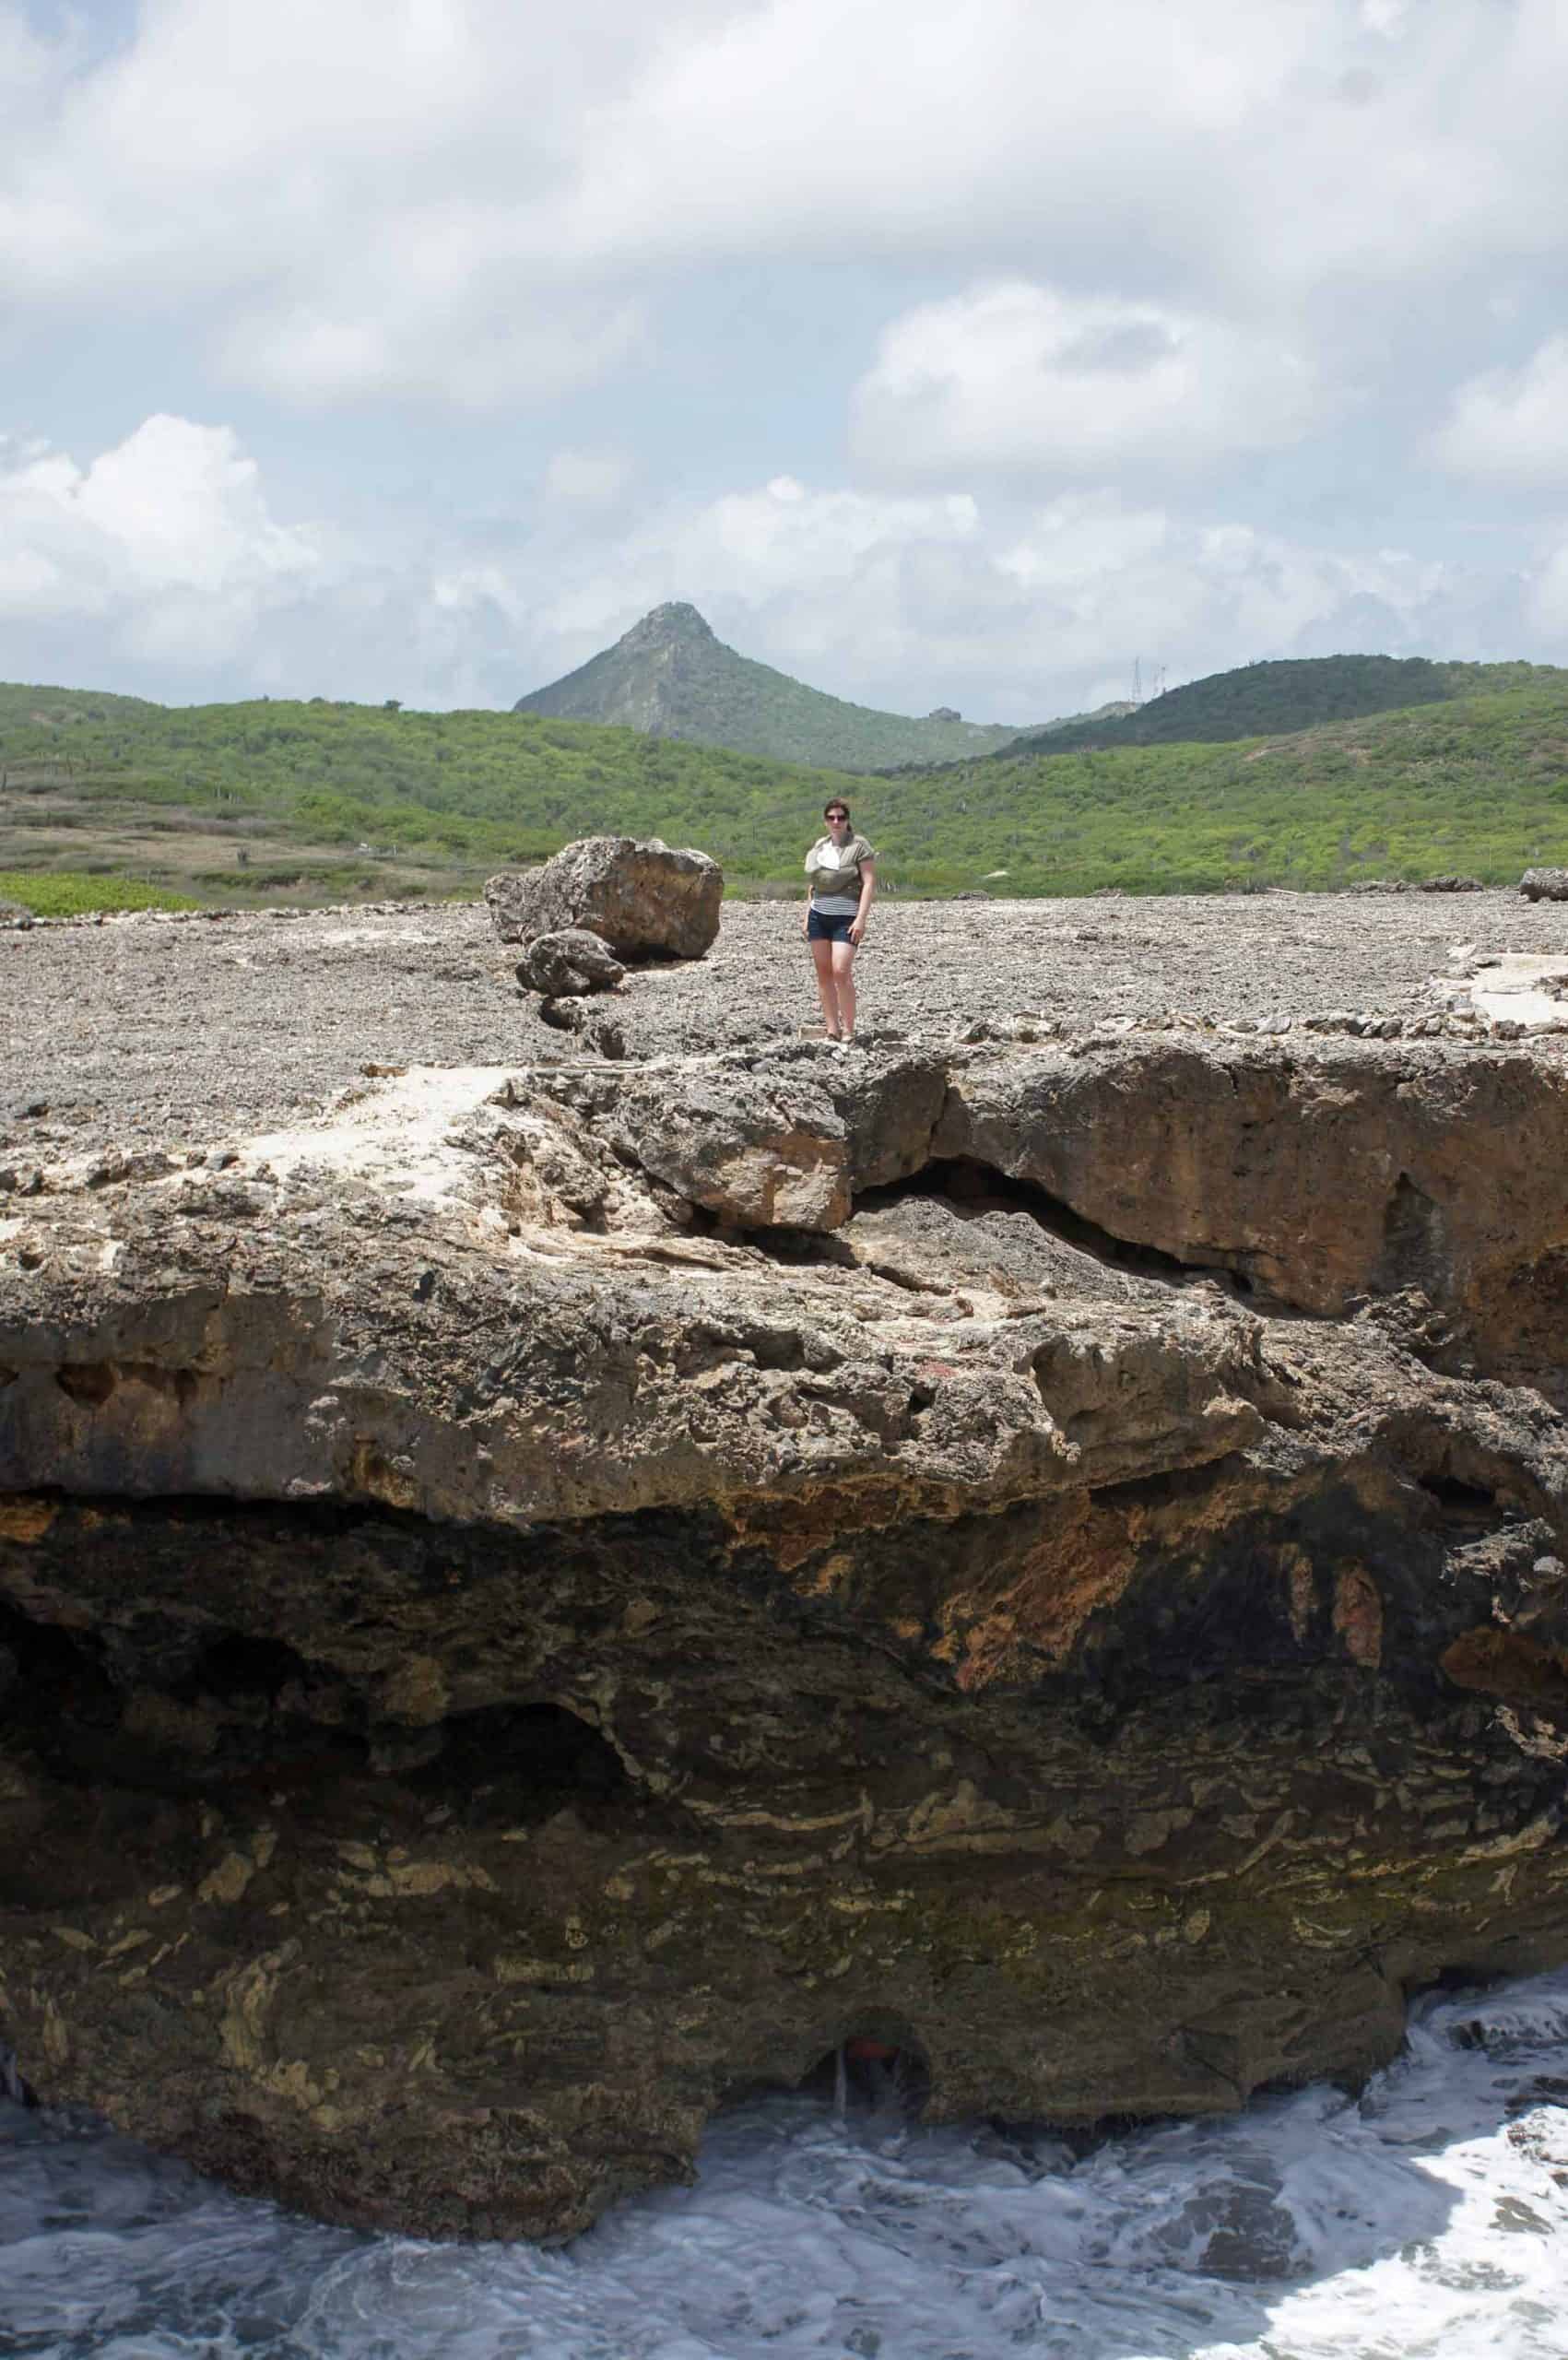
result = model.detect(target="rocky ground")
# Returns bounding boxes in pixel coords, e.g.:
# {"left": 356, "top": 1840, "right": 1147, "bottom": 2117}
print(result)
{"left": 3, "top": 883, "right": 1568, "bottom": 2243}
{"left": 4, "top": 889, "right": 1568, "bottom": 1159}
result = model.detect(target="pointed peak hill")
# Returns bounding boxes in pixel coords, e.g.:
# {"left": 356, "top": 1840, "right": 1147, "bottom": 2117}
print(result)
{"left": 513, "top": 604, "right": 1049, "bottom": 773}
{"left": 620, "top": 600, "right": 716, "bottom": 649}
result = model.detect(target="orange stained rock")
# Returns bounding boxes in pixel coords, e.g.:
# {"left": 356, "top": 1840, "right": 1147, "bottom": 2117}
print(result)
{"left": 0, "top": 1493, "right": 58, "bottom": 1543}
{"left": 1332, "top": 1567, "right": 1384, "bottom": 1670}
{"left": 1442, "top": 1626, "right": 1568, "bottom": 1705}
{"left": 937, "top": 1493, "right": 1139, "bottom": 1691}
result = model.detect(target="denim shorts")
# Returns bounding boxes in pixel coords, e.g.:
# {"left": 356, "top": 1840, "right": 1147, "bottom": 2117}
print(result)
{"left": 808, "top": 908, "right": 856, "bottom": 944}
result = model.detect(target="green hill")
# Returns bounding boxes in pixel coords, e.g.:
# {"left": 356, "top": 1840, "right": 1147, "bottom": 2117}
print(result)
{"left": 1010, "top": 655, "right": 1566, "bottom": 755}
{"left": 898, "top": 679, "right": 1568, "bottom": 892}
{"left": 513, "top": 601, "right": 1053, "bottom": 771}
{"left": 2, "top": 669, "right": 1567, "bottom": 910}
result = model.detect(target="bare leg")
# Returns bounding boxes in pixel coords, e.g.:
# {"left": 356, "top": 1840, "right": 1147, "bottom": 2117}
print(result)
{"left": 810, "top": 938, "right": 842, "bottom": 1035}
{"left": 831, "top": 939, "right": 857, "bottom": 1037}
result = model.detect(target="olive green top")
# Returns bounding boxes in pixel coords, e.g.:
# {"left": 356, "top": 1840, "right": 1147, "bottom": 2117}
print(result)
{"left": 805, "top": 833, "right": 876, "bottom": 913}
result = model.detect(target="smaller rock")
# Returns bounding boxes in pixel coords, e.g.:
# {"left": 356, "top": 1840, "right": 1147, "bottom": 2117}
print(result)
{"left": 1520, "top": 867, "right": 1568, "bottom": 903}
{"left": 516, "top": 929, "right": 626, "bottom": 997}
{"left": 537, "top": 997, "right": 627, "bottom": 1060}
{"left": 0, "top": 899, "right": 34, "bottom": 931}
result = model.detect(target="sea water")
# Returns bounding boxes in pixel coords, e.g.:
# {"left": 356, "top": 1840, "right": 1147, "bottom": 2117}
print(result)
{"left": 3, "top": 1968, "right": 1566, "bottom": 2360}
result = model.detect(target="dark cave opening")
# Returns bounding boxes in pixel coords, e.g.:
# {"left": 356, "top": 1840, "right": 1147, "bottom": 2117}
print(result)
{"left": 172, "top": 1631, "right": 319, "bottom": 1706}
{"left": 0, "top": 1597, "right": 372, "bottom": 1795}
{"left": 0, "top": 1599, "right": 122, "bottom": 1776}
{"left": 1418, "top": 1472, "right": 1499, "bottom": 1521}
{"left": 407, "top": 1699, "right": 632, "bottom": 1824}
{"left": 796, "top": 2027, "right": 932, "bottom": 2118}
{"left": 0, "top": 1557, "right": 638, "bottom": 1821}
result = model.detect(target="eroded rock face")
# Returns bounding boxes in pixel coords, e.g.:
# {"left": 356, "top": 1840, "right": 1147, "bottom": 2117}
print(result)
{"left": 3, "top": 1028, "right": 1568, "bottom": 2243}
{"left": 1521, "top": 867, "right": 1568, "bottom": 903}
{"left": 486, "top": 837, "right": 723, "bottom": 961}
{"left": 937, "top": 1038, "right": 1568, "bottom": 1398}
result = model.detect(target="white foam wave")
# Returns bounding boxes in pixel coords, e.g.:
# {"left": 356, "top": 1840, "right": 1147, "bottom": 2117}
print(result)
{"left": 3, "top": 1969, "right": 1567, "bottom": 2359}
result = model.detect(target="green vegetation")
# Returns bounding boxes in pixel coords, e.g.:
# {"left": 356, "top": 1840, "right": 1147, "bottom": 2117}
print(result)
{"left": 0, "top": 869, "right": 199, "bottom": 916}
{"left": 514, "top": 600, "right": 1053, "bottom": 771}
{"left": 0, "top": 678, "right": 860, "bottom": 903}
{"left": 1008, "top": 655, "right": 1564, "bottom": 756}
{"left": 3, "top": 662, "right": 1567, "bottom": 905}
{"left": 904, "top": 683, "right": 1568, "bottom": 892}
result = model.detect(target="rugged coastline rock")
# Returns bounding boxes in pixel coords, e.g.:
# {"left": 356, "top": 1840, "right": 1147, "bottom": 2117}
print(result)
{"left": 3, "top": 903, "right": 1568, "bottom": 2245}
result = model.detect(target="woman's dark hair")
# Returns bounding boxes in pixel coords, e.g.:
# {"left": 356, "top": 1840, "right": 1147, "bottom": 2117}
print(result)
{"left": 823, "top": 800, "right": 851, "bottom": 821}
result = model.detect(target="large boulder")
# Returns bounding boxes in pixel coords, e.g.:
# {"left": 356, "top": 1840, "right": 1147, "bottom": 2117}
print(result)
{"left": 514, "top": 928, "right": 625, "bottom": 997}
{"left": 486, "top": 837, "right": 723, "bottom": 961}
{"left": 1521, "top": 867, "right": 1568, "bottom": 903}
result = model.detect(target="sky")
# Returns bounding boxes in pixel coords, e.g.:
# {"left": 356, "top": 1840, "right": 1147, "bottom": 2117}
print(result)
{"left": 2, "top": 0, "right": 1567, "bottom": 723}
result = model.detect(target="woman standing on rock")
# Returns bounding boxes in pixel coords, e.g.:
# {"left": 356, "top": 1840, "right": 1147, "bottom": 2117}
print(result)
{"left": 803, "top": 798, "right": 877, "bottom": 1045}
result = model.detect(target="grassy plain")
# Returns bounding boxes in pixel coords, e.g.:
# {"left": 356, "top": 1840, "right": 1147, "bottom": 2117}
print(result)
{"left": 0, "top": 869, "right": 199, "bottom": 916}
{"left": 2, "top": 670, "right": 1566, "bottom": 906}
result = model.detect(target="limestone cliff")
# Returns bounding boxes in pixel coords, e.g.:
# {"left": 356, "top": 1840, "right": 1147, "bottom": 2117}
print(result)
{"left": 3, "top": 1021, "right": 1567, "bottom": 2241}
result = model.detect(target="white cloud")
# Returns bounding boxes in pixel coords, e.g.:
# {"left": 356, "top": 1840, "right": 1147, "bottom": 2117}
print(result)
{"left": 1431, "top": 336, "right": 1568, "bottom": 489}
{"left": 542, "top": 447, "right": 635, "bottom": 506}
{"left": 0, "top": 415, "right": 324, "bottom": 663}
{"left": 851, "top": 283, "right": 1326, "bottom": 483}
{"left": 1, "top": 418, "right": 1560, "bottom": 724}
{"left": 216, "top": 294, "right": 645, "bottom": 413}
{"left": 0, "top": 0, "right": 673, "bottom": 407}
{"left": 3, "top": 1, "right": 1568, "bottom": 413}
{"left": 513, "top": 478, "right": 1482, "bottom": 722}
{"left": 1527, "top": 542, "right": 1568, "bottom": 639}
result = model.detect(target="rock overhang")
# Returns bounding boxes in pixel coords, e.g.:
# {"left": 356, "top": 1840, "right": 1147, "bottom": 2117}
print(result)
{"left": 2, "top": 1020, "right": 1568, "bottom": 2241}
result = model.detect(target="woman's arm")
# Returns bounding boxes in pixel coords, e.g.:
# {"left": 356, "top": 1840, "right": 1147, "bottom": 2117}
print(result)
{"left": 849, "top": 857, "right": 876, "bottom": 945}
